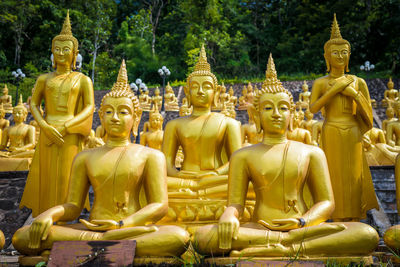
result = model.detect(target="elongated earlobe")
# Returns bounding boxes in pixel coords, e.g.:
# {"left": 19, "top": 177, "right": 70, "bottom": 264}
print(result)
{"left": 250, "top": 105, "right": 261, "bottom": 134}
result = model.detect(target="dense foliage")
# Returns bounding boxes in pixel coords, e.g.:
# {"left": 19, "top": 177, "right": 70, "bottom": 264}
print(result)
{"left": 0, "top": 0, "right": 399, "bottom": 97}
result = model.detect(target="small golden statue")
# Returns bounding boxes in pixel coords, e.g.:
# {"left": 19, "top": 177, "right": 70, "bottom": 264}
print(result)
{"left": 363, "top": 131, "right": 398, "bottom": 166}
{"left": 164, "top": 82, "right": 179, "bottom": 111}
{"left": 12, "top": 60, "right": 189, "bottom": 257}
{"left": 140, "top": 104, "right": 164, "bottom": 150}
{"left": 382, "top": 105, "right": 397, "bottom": 133}
{"left": 0, "top": 95, "right": 35, "bottom": 157}
{"left": 0, "top": 103, "right": 10, "bottom": 131}
{"left": 303, "top": 108, "right": 318, "bottom": 134}
{"left": 241, "top": 107, "right": 262, "bottom": 145}
{"left": 311, "top": 120, "right": 323, "bottom": 146}
{"left": 83, "top": 129, "right": 105, "bottom": 149}
{"left": 0, "top": 84, "right": 13, "bottom": 113}
{"left": 139, "top": 89, "right": 151, "bottom": 111}
{"left": 193, "top": 54, "right": 379, "bottom": 258}
{"left": 179, "top": 96, "right": 192, "bottom": 117}
{"left": 386, "top": 119, "right": 400, "bottom": 146}
{"left": 381, "top": 77, "right": 398, "bottom": 108}
{"left": 297, "top": 81, "right": 311, "bottom": 110}
{"left": 19, "top": 11, "right": 95, "bottom": 217}
{"left": 228, "top": 86, "right": 237, "bottom": 108}
{"left": 287, "top": 110, "right": 312, "bottom": 144}
{"left": 309, "top": 14, "right": 378, "bottom": 221}
{"left": 238, "top": 86, "right": 249, "bottom": 110}
{"left": 151, "top": 87, "right": 162, "bottom": 110}
{"left": 246, "top": 82, "right": 254, "bottom": 104}
{"left": 218, "top": 83, "right": 230, "bottom": 110}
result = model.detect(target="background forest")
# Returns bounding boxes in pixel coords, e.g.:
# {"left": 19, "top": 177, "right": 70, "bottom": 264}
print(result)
{"left": 0, "top": 0, "right": 399, "bottom": 98}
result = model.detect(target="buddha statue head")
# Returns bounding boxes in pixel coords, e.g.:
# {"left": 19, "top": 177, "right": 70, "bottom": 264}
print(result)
{"left": 386, "top": 105, "right": 395, "bottom": 119}
{"left": 302, "top": 81, "right": 309, "bottom": 92}
{"left": 242, "top": 86, "right": 247, "bottom": 96}
{"left": 155, "top": 87, "right": 160, "bottom": 96}
{"left": 247, "top": 82, "right": 253, "bottom": 93}
{"left": 52, "top": 10, "right": 79, "bottom": 70}
{"left": 185, "top": 44, "right": 220, "bottom": 109}
{"left": 229, "top": 86, "right": 234, "bottom": 96}
{"left": 324, "top": 14, "right": 351, "bottom": 72}
{"left": 252, "top": 54, "right": 295, "bottom": 134}
{"left": 13, "top": 95, "right": 28, "bottom": 123}
{"left": 165, "top": 82, "right": 173, "bottom": 94}
{"left": 2, "top": 84, "right": 8, "bottom": 96}
{"left": 305, "top": 108, "right": 314, "bottom": 121}
{"left": 99, "top": 60, "right": 142, "bottom": 138}
{"left": 149, "top": 103, "right": 163, "bottom": 131}
{"left": 221, "top": 82, "right": 226, "bottom": 93}
{"left": 388, "top": 77, "right": 394, "bottom": 90}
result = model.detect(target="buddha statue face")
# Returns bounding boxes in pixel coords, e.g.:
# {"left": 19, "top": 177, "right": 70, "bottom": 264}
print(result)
{"left": 155, "top": 89, "right": 160, "bottom": 96}
{"left": 325, "top": 43, "right": 350, "bottom": 71}
{"left": 3, "top": 87, "right": 8, "bottom": 96}
{"left": 258, "top": 92, "right": 291, "bottom": 136}
{"left": 52, "top": 40, "right": 76, "bottom": 68}
{"left": 305, "top": 109, "right": 313, "bottom": 120}
{"left": 150, "top": 113, "right": 163, "bottom": 130}
{"left": 13, "top": 106, "right": 27, "bottom": 123}
{"left": 229, "top": 88, "right": 234, "bottom": 96}
{"left": 188, "top": 75, "right": 215, "bottom": 108}
{"left": 388, "top": 80, "right": 394, "bottom": 90}
{"left": 302, "top": 83, "right": 308, "bottom": 92}
{"left": 102, "top": 97, "right": 135, "bottom": 139}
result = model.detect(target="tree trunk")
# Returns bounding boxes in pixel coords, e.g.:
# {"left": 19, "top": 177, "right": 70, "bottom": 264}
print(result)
{"left": 92, "top": 32, "right": 99, "bottom": 85}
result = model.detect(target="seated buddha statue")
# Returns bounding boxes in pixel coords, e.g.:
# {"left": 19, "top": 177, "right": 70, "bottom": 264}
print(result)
{"left": 162, "top": 45, "right": 242, "bottom": 200}
{"left": 363, "top": 134, "right": 399, "bottom": 166}
{"left": 164, "top": 82, "right": 179, "bottom": 111}
{"left": 139, "top": 89, "right": 151, "bottom": 111}
{"left": 386, "top": 121, "right": 400, "bottom": 147}
{"left": 179, "top": 96, "right": 192, "bottom": 117}
{"left": 382, "top": 78, "right": 398, "bottom": 108}
{"left": 382, "top": 105, "right": 397, "bottom": 133}
{"left": 303, "top": 108, "right": 318, "bottom": 133}
{"left": 0, "top": 103, "right": 10, "bottom": 131}
{"left": 287, "top": 110, "right": 312, "bottom": 145}
{"left": 297, "top": 80, "right": 311, "bottom": 110}
{"left": 228, "top": 86, "right": 237, "bottom": 109}
{"left": 83, "top": 129, "right": 105, "bottom": 149}
{"left": 217, "top": 83, "right": 230, "bottom": 110}
{"left": 193, "top": 54, "right": 379, "bottom": 258}
{"left": 140, "top": 104, "right": 164, "bottom": 150}
{"left": 0, "top": 95, "right": 36, "bottom": 158}
{"left": 12, "top": 60, "right": 189, "bottom": 258}
{"left": 0, "top": 84, "right": 13, "bottom": 113}
{"left": 241, "top": 107, "right": 262, "bottom": 146}
{"left": 238, "top": 87, "right": 249, "bottom": 110}
{"left": 297, "top": 109, "right": 306, "bottom": 128}
{"left": 151, "top": 87, "right": 162, "bottom": 110}
{"left": 246, "top": 82, "right": 254, "bottom": 104}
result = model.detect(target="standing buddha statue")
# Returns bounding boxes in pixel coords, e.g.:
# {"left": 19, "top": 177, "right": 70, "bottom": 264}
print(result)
{"left": 303, "top": 108, "right": 318, "bottom": 134}
{"left": 238, "top": 87, "right": 249, "bottom": 110}
{"left": 309, "top": 14, "right": 378, "bottom": 221}
{"left": 19, "top": 11, "right": 94, "bottom": 217}
{"left": 218, "top": 83, "right": 230, "bottom": 110}
{"left": 164, "top": 82, "right": 179, "bottom": 111}
{"left": 287, "top": 110, "right": 312, "bottom": 145}
{"left": 297, "top": 81, "right": 311, "bottom": 110}
{"left": 0, "top": 84, "right": 13, "bottom": 113}
{"left": 241, "top": 107, "right": 262, "bottom": 146}
{"left": 382, "top": 77, "right": 398, "bottom": 108}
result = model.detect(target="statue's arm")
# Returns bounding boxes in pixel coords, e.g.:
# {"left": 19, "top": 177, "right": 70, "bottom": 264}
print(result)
{"left": 64, "top": 76, "right": 94, "bottom": 134}
{"left": 303, "top": 147, "right": 335, "bottom": 226}
{"left": 227, "top": 150, "right": 249, "bottom": 213}
{"left": 123, "top": 150, "right": 168, "bottom": 226}
{"left": 162, "top": 120, "right": 180, "bottom": 176}
{"left": 30, "top": 75, "right": 48, "bottom": 129}
{"left": 387, "top": 124, "right": 396, "bottom": 146}
{"left": 304, "top": 130, "right": 312, "bottom": 145}
{"left": 384, "top": 91, "right": 389, "bottom": 100}
{"left": 0, "top": 127, "right": 8, "bottom": 150}
{"left": 354, "top": 78, "right": 373, "bottom": 131}
{"left": 378, "top": 130, "right": 386, "bottom": 144}
{"left": 140, "top": 134, "right": 146, "bottom": 146}
{"left": 215, "top": 119, "right": 242, "bottom": 175}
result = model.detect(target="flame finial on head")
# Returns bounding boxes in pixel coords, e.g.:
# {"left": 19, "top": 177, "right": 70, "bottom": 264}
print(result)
{"left": 60, "top": 10, "right": 73, "bottom": 36}
{"left": 111, "top": 60, "right": 130, "bottom": 93}
{"left": 262, "top": 53, "right": 284, "bottom": 91}
{"left": 194, "top": 44, "right": 211, "bottom": 72}
{"left": 330, "top": 14, "right": 343, "bottom": 40}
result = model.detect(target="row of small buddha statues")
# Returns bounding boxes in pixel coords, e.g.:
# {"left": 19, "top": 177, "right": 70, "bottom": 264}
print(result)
{"left": 2, "top": 12, "right": 400, "bottom": 264}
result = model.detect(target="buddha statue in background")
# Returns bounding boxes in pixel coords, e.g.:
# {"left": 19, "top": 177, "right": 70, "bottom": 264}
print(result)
{"left": 179, "top": 96, "right": 192, "bottom": 117}
{"left": 194, "top": 54, "right": 379, "bottom": 258}
{"left": 241, "top": 107, "right": 262, "bottom": 145}
{"left": 0, "top": 103, "right": 10, "bottom": 131}
{"left": 382, "top": 105, "right": 397, "bottom": 133}
{"left": 83, "top": 129, "right": 105, "bottom": 149}
{"left": 218, "top": 83, "right": 230, "bottom": 110}
{"left": 382, "top": 77, "right": 398, "bottom": 108}
{"left": 297, "top": 81, "right": 311, "bottom": 110}
{"left": 152, "top": 87, "right": 162, "bottom": 110}
{"left": 246, "top": 82, "right": 254, "bottom": 104}
{"left": 139, "top": 89, "right": 151, "bottom": 111}
{"left": 19, "top": 11, "right": 94, "bottom": 217}
{"left": 386, "top": 120, "right": 400, "bottom": 147}
{"left": 363, "top": 133, "right": 398, "bottom": 166}
{"left": 0, "top": 84, "right": 13, "bottom": 113}
{"left": 140, "top": 104, "right": 164, "bottom": 150}
{"left": 228, "top": 86, "right": 237, "bottom": 108}
{"left": 162, "top": 45, "right": 242, "bottom": 217}
{"left": 309, "top": 14, "right": 377, "bottom": 221}
{"left": 238, "top": 87, "right": 249, "bottom": 110}
{"left": 287, "top": 110, "right": 312, "bottom": 145}
{"left": 303, "top": 108, "right": 318, "bottom": 134}
{"left": 12, "top": 60, "right": 190, "bottom": 257}
{"left": 164, "top": 82, "right": 179, "bottom": 111}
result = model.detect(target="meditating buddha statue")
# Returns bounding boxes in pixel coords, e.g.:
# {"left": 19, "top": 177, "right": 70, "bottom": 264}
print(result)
{"left": 12, "top": 60, "right": 189, "bottom": 258}
{"left": 217, "top": 83, "right": 230, "bottom": 110}
{"left": 238, "top": 87, "right": 249, "bottom": 110}
{"left": 139, "top": 89, "right": 151, "bottom": 111}
{"left": 228, "top": 86, "right": 237, "bottom": 108}
{"left": 152, "top": 87, "right": 163, "bottom": 110}
{"left": 83, "top": 129, "right": 105, "bottom": 149}
{"left": 287, "top": 110, "right": 312, "bottom": 145}
{"left": 193, "top": 54, "right": 379, "bottom": 258}
{"left": 179, "top": 96, "right": 192, "bottom": 117}
{"left": 303, "top": 108, "right": 318, "bottom": 134}
{"left": 386, "top": 119, "right": 400, "bottom": 147}
{"left": 297, "top": 81, "right": 311, "bottom": 110}
{"left": 382, "top": 105, "right": 397, "bottom": 133}
{"left": 241, "top": 107, "right": 262, "bottom": 146}
{"left": 19, "top": 11, "right": 94, "bottom": 217}
{"left": 309, "top": 14, "right": 378, "bottom": 221}
{"left": 382, "top": 77, "right": 398, "bottom": 108}
{"left": 0, "top": 95, "right": 35, "bottom": 157}
{"left": 363, "top": 133, "right": 398, "bottom": 166}
{"left": 0, "top": 84, "right": 13, "bottom": 113}
{"left": 0, "top": 103, "right": 10, "bottom": 131}
{"left": 140, "top": 104, "right": 164, "bottom": 150}
{"left": 164, "top": 82, "right": 179, "bottom": 111}
{"left": 161, "top": 45, "right": 243, "bottom": 222}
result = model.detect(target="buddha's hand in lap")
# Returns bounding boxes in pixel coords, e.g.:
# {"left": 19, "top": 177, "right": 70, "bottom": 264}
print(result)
{"left": 258, "top": 218, "right": 300, "bottom": 231}
{"left": 80, "top": 219, "right": 119, "bottom": 231}
{"left": 28, "top": 215, "right": 53, "bottom": 249}
{"left": 195, "top": 171, "right": 218, "bottom": 178}
{"left": 218, "top": 212, "right": 239, "bottom": 250}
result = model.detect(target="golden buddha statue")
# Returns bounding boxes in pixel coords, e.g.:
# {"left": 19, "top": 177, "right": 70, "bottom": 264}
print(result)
{"left": 309, "top": 14, "right": 378, "bottom": 221}
{"left": 152, "top": 87, "right": 163, "bottom": 110}
{"left": 382, "top": 77, "right": 398, "bottom": 108}
{"left": 382, "top": 105, "right": 397, "bottom": 133}
{"left": 12, "top": 60, "right": 189, "bottom": 257}
{"left": 386, "top": 120, "right": 400, "bottom": 147}
{"left": 241, "top": 107, "right": 262, "bottom": 145}
{"left": 297, "top": 81, "right": 311, "bottom": 110}
{"left": 83, "top": 129, "right": 105, "bottom": 149}
{"left": 95, "top": 122, "right": 107, "bottom": 142}
{"left": 162, "top": 44, "right": 242, "bottom": 207}
{"left": 139, "top": 89, "right": 151, "bottom": 111}
{"left": 0, "top": 103, "right": 10, "bottom": 131}
{"left": 303, "top": 108, "right": 318, "bottom": 134}
{"left": 193, "top": 54, "right": 379, "bottom": 258}
{"left": 246, "top": 82, "right": 254, "bottom": 104}
{"left": 179, "top": 96, "right": 192, "bottom": 117}
{"left": 140, "top": 104, "right": 164, "bottom": 150}
{"left": 238, "top": 87, "right": 249, "bottom": 110}
{"left": 164, "top": 82, "right": 179, "bottom": 111}
{"left": 0, "top": 84, "right": 13, "bottom": 113}
{"left": 363, "top": 134, "right": 398, "bottom": 166}
{"left": 0, "top": 95, "right": 36, "bottom": 158}
{"left": 19, "top": 11, "right": 95, "bottom": 217}
{"left": 297, "top": 109, "right": 306, "bottom": 128}
{"left": 228, "top": 86, "right": 237, "bottom": 108}
{"left": 218, "top": 83, "right": 230, "bottom": 110}
{"left": 287, "top": 110, "right": 312, "bottom": 145}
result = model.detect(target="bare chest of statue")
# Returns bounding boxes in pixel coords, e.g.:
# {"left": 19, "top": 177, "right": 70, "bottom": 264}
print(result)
{"left": 9, "top": 124, "right": 30, "bottom": 148}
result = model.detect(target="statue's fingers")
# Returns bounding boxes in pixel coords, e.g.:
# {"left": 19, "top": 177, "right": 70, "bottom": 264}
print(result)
{"left": 79, "top": 219, "right": 98, "bottom": 228}
{"left": 41, "top": 223, "right": 51, "bottom": 241}
{"left": 233, "top": 224, "right": 239, "bottom": 240}
{"left": 218, "top": 224, "right": 226, "bottom": 249}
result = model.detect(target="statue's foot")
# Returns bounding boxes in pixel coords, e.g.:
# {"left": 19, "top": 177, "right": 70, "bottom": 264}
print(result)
{"left": 168, "top": 188, "right": 198, "bottom": 198}
{"left": 283, "top": 223, "right": 346, "bottom": 246}
{"left": 230, "top": 244, "right": 291, "bottom": 257}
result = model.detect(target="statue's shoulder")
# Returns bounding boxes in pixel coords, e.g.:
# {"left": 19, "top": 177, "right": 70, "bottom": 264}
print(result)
{"left": 313, "top": 75, "right": 329, "bottom": 86}
{"left": 130, "top": 143, "right": 165, "bottom": 161}
{"left": 292, "top": 141, "right": 325, "bottom": 159}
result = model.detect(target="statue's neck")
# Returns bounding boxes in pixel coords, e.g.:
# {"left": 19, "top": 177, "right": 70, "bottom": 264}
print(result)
{"left": 55, "top": 64, "right": 72, "bottom": 75}
{"left": 106, "top": 138, "right": 131, "bottom": 148}
{"left": 329, "top": 67, "right": 345, "bottom": 78}
{"left": 262, "top": 134, "right": 287, "bottom": 145}
{"left": 14, "top": 121, "right": 24, "bottom": 126}
{"left": 192, "top": 106, "right": 211, "bottom": 117}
